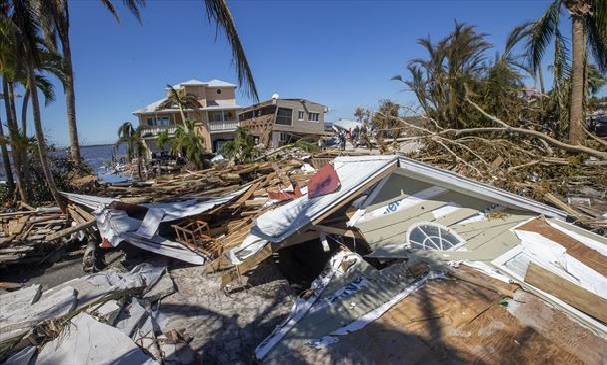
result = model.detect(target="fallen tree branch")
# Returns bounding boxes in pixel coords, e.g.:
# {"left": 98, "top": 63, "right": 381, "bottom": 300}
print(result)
{"left": 465, "top": 96, "right": 607, "bottom": 160}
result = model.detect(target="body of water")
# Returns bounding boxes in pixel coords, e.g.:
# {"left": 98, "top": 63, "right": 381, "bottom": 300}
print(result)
{"left": 0, "top": 144, "right": 131, "bottom": 184}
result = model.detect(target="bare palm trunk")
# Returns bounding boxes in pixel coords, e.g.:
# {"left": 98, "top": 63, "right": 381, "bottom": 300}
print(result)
{"left": 538, "top": 66, "right": 546, "bottom": 95}
{"left": 3, "top": 78, "right": 27, "bottom": 202}
{"left": 62, "top": 43, "right": 82, "bottom": 166}
{"left": 57, "top": 3, "right": 82, "bottom": 166}
{"left": 0, "top": 115, "right": 15, "bottom": 192}
{"left": 178, "top": 105, "right": 189, "bottom": 132}
{"left": 26, "top": 57, "right": 66, "bottom": 212}
{"left": 569, "top": 14, "right": 585, "bottom": 145}
{"left": 20, "top": 88, "right": 29, "bottom": 135}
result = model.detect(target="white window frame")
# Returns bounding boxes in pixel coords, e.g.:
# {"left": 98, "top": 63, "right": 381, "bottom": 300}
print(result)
{"left": 298, "top": 110, "right": 305, "bottom": 121}
{"left": 405, "top": 222, "right": 466, "bottom": 251}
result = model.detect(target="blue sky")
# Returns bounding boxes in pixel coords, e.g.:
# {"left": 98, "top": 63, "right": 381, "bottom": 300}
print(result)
{"left": 30, "top": 0, "right": 564, "bottom": 145}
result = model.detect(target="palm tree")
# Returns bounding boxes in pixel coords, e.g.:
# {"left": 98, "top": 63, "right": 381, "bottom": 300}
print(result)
{"left": 157, "top": 85, "right": 202, "bottom": 132}
{"left": 155, "top": 129, "right": 170, "bottom": 153}
{"left": 0, "top": 114, "right": 15, "bottom": 193}
{"left": 393, "top": 22, "right": 491, "bottom": 129}
{"left": 115, "top": 121, "right": 147, "bottom": 181}
{"left": 524, "top": 0, "right": 607, "bottom": 144}
{"left": 10, "top": 0, "right": 66, "bottom": 211}
{"left": 170, "top": 120, "right": 204, "bottom": 169}
{"left": 2, "top": 6, "right": 34, "bottom": 203}
{"left": 37, "top": 0, "right": 145, "bottom": 167}
{"left": 220, "top": 126, "right": 257, "bottom": 164}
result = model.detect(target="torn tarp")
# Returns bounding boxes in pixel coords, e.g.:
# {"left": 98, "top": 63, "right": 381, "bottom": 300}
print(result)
{"left": 63, "top": 185, "right": 250, "bottom": 264}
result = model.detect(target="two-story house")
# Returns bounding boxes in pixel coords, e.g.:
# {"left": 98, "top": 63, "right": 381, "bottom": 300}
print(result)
{"left": 133, "top": 79, "right": 241, "bottom": 155}
{"left": 239, "top": 97, "right": 327, "bottom": 147}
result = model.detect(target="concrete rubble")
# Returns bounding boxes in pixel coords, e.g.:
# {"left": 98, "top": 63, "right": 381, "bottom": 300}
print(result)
{"left": 1, "top": 151, "right": 607, "bottom": 364}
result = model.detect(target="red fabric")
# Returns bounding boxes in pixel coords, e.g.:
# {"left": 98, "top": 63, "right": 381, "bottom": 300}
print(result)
{"left": 307, "top": 164, "right": 340, "bottom": 199}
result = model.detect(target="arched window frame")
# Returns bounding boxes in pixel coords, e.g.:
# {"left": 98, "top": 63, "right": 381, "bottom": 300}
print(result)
{"left": 405, "top": 222, "right": 466, "bottom": 251}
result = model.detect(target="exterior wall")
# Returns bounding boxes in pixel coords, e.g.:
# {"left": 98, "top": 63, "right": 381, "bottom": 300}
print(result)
{"left": 355, "top": 172, "right": 534, "bottom": 259}
{"left": 205, "top": 87, "right": 236, "bottom": 103}
{"left": 181, "top": 85, "right": 207, "bottom": 103}
{"left": 238, "top": 99, "right": 326, "bottom": 144}
{"left": 136, "top": 81, "right": 241, "bottom": 154}
{"left": 273, "top": 99, "right": 325, "bottom": 134}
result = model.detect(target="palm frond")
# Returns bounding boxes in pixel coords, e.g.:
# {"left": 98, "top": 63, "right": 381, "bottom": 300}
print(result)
{"left": 204, "top": 0, "right": 258, "bottom": 101}
{"left": 35, "top": 74, "right": 55, "bottom": 105}
{"left": 586, "top": 0, "right": 607, "bottom": 72}
{"left": 526, "top": 0, "right": 561, "bottom": 73}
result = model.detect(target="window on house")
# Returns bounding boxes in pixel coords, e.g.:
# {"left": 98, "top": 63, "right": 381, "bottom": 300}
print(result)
{"left": 308, "top": 112, "right": 320, "bottom": 122}
{"left": 298, "top": 110, "right": 305, "bottom": 121}
{"left": 216, "top": 89, "right": 222, "bottom": 95}
{"left": 276, "top": 108, "right": 293, "bottom": 125}
{"left": 406, "top": 223, "right": 465, "bottom": 251}
{"left": 146, "top": 116, "right": 171, "bottom": 127}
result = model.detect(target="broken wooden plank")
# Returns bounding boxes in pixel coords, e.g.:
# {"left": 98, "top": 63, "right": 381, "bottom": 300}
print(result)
{"left": 310, "top": 224, "right": 365, "bottom": 239}
{"left": 524, "top": 262, "right": 607, "bottom": 324}
{"left": 543, "top": 193, "right": 591, "bottom": 220}
{"left": 45, "top": 219, "right": 96, "bottom": 241}
{"left": 518, "top": 218, "right": 607, "bottom": 276}
{"left": 221, "top": 244, "right": 273, "bottom": 287}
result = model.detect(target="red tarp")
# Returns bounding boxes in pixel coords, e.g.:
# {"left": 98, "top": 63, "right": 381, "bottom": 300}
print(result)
{"left": 307, "top": 164, "right": 340, "bottom": 199}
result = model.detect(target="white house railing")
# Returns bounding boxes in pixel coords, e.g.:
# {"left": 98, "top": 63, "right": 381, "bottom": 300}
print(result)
{"left": 208, "top": 121, "right": 238, "bottom": 132}
{"left": 142, "top": 126, "right": 177, "bottom": 137}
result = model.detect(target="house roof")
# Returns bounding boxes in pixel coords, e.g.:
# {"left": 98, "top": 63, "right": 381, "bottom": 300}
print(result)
{"left": 228, "top": 155, "right": 568, "bottom": 264}
{"left": 332, "top": 119, "right": 363, "bottom": 132}
{"left": 134, "top": 79, "right": 238, "bottom": 114}
{"left": 241, "top": 98, "right": 326, "bottom": 112}
{"left": 132, "top": 97, "right": 168, "bottom": 114}
{"left": 170, "top": 79, "right": 236, "bottom": 88}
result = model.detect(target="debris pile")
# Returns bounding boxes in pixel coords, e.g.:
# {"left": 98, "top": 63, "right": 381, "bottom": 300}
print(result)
{"left": 0, "top": 264, "right": 180, "bottom": 364}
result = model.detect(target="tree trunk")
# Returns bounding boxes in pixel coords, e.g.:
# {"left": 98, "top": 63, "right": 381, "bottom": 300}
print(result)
{"left": 0, "top": 114, "right": 15, "bottom": 192}
{"left": 20, "top": 88, "right": 29, "bottom": 136}
{"left": 538, "top": 66, "right": 546, "bottom": 95}
{"left": 569, "top": 14, "right": 585, "bottom": 144}
{"left": 26, "top": 57, "right": 67, "bottom": 212}
{"left": 58, "top": 4, "right": 82, "bottom": 166}
{"left": 3, "top": 78, "right": 27, "bottom": 202}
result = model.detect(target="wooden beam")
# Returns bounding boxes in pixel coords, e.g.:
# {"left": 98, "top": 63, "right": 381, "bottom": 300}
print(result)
{"left": 45, "top": 219, "right": 96, "bottom": 241}
{"left": 518, "top": 218, "right": 607, "bottom": 276}
{"left": 272, "top": 229, "right": 320, "bottom": 250}
{"left": 310, "top": 224, "right": 364, "bottom": 239}
{"left": 221, "top": 243, "right": 273, "bottom": 287}
{"left": 524, "top": 262, "right": 607, "bottom": 324}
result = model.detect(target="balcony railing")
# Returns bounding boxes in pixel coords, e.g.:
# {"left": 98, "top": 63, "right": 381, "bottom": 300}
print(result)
{"left": 142, "top": 126, "right": 177, "bottom": 137}
{"left": 208, "top": 120, "right": 238, "bottom": 132}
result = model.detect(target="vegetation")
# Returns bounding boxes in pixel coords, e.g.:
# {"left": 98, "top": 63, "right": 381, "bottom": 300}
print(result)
{"left": 1, "top": 0, "right": 258, "bottom": 208}
{"left": 155, "top": 129, "right": 170, "bottom": 153}
{"left": 170, "top": 120, "right": 205, "bottom": 169}
{"left": 220, "top": 126, "right": 258, "bottom": 164}
{"left": 115, "top": 122, "right": 147, "bottom": 181}
{"left": 524, "top": 0, "right": 607, "bottom": 144}
{"left": 157, "top": 85, "right": 202, "bottom": 132}
{"left": 37, "top": 0, "right": 146, "bottom": 166}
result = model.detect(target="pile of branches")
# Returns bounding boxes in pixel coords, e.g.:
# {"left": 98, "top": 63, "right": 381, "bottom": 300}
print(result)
{"left": 384, "top": 97, "right": 607, "bottom": 234}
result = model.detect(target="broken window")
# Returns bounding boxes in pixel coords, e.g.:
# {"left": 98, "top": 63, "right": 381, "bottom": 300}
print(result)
{"left": 406, "top": 223, "right": 464, "bottom": 251}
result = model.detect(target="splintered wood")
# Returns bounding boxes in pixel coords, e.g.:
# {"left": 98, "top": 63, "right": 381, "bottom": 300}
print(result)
{"left": 0, "top": 208, "right": 66, "bottom": 265}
